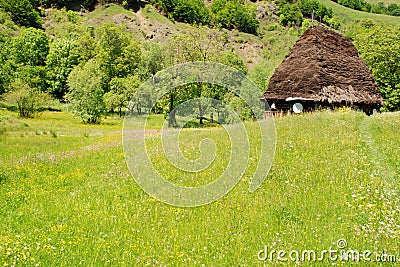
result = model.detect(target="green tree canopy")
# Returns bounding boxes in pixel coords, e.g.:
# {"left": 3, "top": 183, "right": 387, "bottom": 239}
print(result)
{"left": 0, "top": 0, "right": 42, "bottom": 28}
{"left": 46, "top": 36, "right": 83, "bottom": 99}
{"left": 279, "top": 3, "right": 304, "bottom": 26}
{"left": 13, "top": 28, "right": 49, "bottom": 66}
{"left": 354, "top": 22, "right": 400, "bottom": 111}
{"left": 66, "top": 59, "right": 106, "bottom": 123}
{"left": 211, "top": 0, "right": 259, "bottom": 34}
{"left": 104, "top": 75, "right": 141, "bottom": 117}
{"left": 94, "top": 22, "right": 141, "bottom": 89}
{"left": 172, "top": 0, "right": 210, "bottom": 25}
{"left": 0, "top": 33, "right": 15, "bottom": 95}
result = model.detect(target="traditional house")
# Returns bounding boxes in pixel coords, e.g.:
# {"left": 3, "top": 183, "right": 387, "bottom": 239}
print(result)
{"left": 261, "top": 25, "right": 384, "bottom": 116}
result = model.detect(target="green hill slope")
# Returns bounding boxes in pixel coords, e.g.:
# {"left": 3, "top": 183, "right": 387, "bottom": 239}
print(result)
{"left": 319, "top": 0, "right": 400, "bottom": 24}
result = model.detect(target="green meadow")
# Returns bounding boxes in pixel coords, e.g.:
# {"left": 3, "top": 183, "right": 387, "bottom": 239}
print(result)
{"left": 0, "top": 109, "right": 399, "bottom": 266}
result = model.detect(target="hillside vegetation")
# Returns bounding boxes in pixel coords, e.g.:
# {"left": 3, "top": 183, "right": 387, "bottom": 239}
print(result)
{"left": 0, "top": 0, "right": 399, "bottom": 119}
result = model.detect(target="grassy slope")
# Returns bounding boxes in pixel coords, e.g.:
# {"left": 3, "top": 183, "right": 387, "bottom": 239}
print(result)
{"left": 320, "top": 0, "right": 400, "bottom": 24}
{"left": 0, "top": 110, "right": 399, "bottom": 266}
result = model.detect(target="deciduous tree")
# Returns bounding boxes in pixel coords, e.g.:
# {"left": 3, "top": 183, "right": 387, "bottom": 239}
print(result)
{"left": 66, "top": 59, "right": 106, "bottom": 123}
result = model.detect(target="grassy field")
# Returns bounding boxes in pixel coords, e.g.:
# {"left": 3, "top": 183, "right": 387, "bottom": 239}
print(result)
{"left": 319, "top": 0, "right": 400, "bottom": 24}
{"left": 0, "top": 109, "right": 399, "bottom": 266}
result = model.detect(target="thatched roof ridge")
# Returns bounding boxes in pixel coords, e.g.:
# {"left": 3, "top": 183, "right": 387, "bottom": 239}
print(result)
{"left": 263, "top": 25, "right": 383, "bottom": 106}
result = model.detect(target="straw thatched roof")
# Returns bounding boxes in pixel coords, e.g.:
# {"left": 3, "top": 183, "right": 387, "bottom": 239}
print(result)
{"left": 263, "top": 26, "right": 383, "bottom": 108}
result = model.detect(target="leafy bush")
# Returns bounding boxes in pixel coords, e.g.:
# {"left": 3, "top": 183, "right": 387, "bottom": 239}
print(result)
{"left": 279, "top": 3, "right": 304, "bottom": 26}
{"left": 172, "top": 0, "right": 210, "bottom": 25}
{"left": 211, "top": 0, "right": 259, "bottom": 34}
{"left": 354, "top": 23, "right": 400, "bottom": 111}
{"left": 1, "top": 79, "right": 53, "bottom": 118}
{"left": 46, "top": 37, "right": 82, "bottom": 99}
{"left": 0, "top": 32, "right": 15, "bottom": 95}
{"left": 298, "top": 0, "right": 333, "bottom": 21}
{"left": 0, "top": 0, "right": 43, "bottom": 28}
{"left": 149, "top": 0, "right": 210, "bottom": 25}
{"left": 13, "top": 27, "right": 49, "bottom": 67}
{"left": 335, "top": 0, "right": 371, "bottom": 12}
{"left": 277, "top": 0, "right": 332, "bottom": 27}
{"left": 387, "top": 4, "right": 400, "bottom": 16}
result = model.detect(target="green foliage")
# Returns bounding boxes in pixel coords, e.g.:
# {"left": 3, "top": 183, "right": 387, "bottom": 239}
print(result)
{"left": 368, "top": 1, "right": 400, "bottom": 16}
{"left": 279, "top": 3, "right": 304, "bottom": 26}
{"left": 0, "top": 33, "right": 15, "bottom": 95}
{"left": 39, "top": 0, "right": 98, "bottom": 10}
{"left": 0, "top": 0, "right": 43, "bottom": 28}
{"left": 277, "top": 0, "right": 333, "bottom": 27}
{"left": 74, "top": 29, "right": 98, "bottom": 62}
{"left": 149, "top": 0, "right": 210, "bottom": 25}
{"left": 5, "top": 28, "right": 50, "bottom": 93}
{"left": 114, "top": 41, "right": 142, "bottom": 77}
{"left": 14, "top": 65, "right": 48, "bottom": 92}
{"left": 172, "top": 0, "right": 210, "bottom": 25}
{"left": 13, "top": 28, "right": 49, "bottom": 66}
{"left": 94, "top": 22, "right": 141, "bottom": 88}
{"left": 1, "top": 79, "right": 53, "bottom": 118}
{"left": 95, "top": 22, "right": 129, "bottom": 56}
{"left": 298, "top": 0, "right": 333, "bottom": 21}
{"left": 387, "top": 4, "right": 400, "bottom": 16}
{"left": 353, "top": 22, "right": 400, "bottom": 111}
{"left": 211, "top": 0, "right": 259, "bottom": 34}
{"left": 103, "top": 75, "right": 140, "bottom": 116}
{"left": 137, "top": 42, "right": 166, "bottom": 80}
{"left": 334, "top": 0, "right": 372, "bottom": 12}
{"left": 325, "top": 16, "right": 341, "bottom": 29}
{"left": 149, "top": 0, "right": 176, "bottom": 13}
{"left": 222, "top": 91, "right": 253, "bottom": 122}
{"left": 46, "top": 37, "right": 83, "bottom": 99}
{"left": 66, "top": 59, "right": 106, "bottom": 123}
{"left": 249, "top": 64, "right": 273, "bottom": 91}
{"left": 150, "top": 0, "right": 259, "bottom": 33}
{"left": 212, "top": 50, "right": 248, "bottom": 75}
{"left": 163, "top": 30, "right": 251, "bottom": 126}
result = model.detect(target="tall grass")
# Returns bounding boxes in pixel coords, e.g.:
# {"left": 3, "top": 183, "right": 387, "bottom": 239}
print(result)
{"left": 0, "top": 110, "right": 398, "bottom": 266}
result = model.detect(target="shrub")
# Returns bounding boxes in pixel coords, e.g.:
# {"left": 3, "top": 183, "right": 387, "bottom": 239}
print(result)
{"left": 211, "top": 0, "right": 259, "bottom": 34}
{"left": 172, "top": 0, "right": 210, "bottom": 25}
{"left": 1, "top": 79, "right": 53, "bottom": 118}
{"left": 279, "top": 3, "right": 304, "bottom": 27}
{"left": 0, "top": 0, "right": 43, "bottom": 28}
